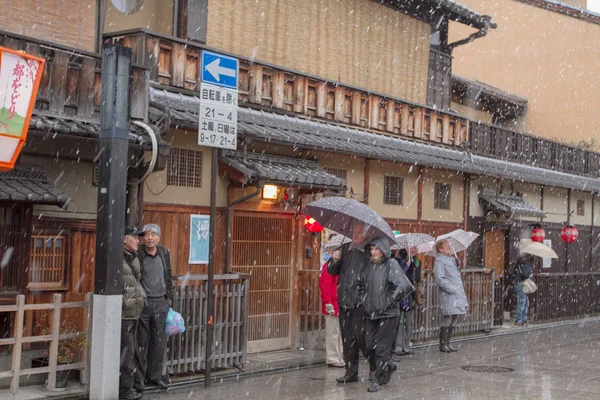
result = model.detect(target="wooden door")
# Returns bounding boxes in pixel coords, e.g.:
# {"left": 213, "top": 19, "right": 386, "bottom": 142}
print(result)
{"left": 485, "top": 230, "right": 506, "bottom": 280}
{"left": 231, "top": 212, "right": 294, "bottom": 352}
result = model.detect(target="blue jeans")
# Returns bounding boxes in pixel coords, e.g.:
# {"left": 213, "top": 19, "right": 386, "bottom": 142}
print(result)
{"left": 514, "top": 284, "right": 529, "bottom": 324}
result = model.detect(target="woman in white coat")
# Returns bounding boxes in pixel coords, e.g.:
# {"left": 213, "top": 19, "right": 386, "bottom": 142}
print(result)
{"left": 434, "top": 239, "right": 468, "bottom": 353}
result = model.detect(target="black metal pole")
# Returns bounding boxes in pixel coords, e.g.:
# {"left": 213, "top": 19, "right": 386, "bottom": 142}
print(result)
{"left": 205, "top": 148, "right": 217, "bottom": 386}
{"left": 94, "top": 45, "right": 131, "bottom": 295}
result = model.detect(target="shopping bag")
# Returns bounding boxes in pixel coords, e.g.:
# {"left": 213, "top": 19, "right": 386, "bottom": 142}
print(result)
{"left": 165, "top": 308, "right": 186, "bottom": 336}
{"left": 522, "top": 278, "right": 537, "bottom": 295}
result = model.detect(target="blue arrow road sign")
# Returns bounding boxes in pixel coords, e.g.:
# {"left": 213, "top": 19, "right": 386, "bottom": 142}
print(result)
{"left": 201, "top": 51, "right": 238, "bottom": 89}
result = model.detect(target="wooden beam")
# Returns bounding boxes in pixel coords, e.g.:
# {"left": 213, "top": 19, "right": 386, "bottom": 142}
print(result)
{"left": 352, "top": 91, "right": 362, "bottom": 126}
{"left": 334, "top": 87, "right": 345, "bottom": 121}
{"left": 386, "top": 99, "right": 395, "bottom": 132}
{"left": 248, "top": 64, "right": 263, "bottom": 104}
{"left": 271, "top": 70, "right": 285, "bottom": 109}
{"left": 293, "top": 76, "right": 305, "bottom": 113}
{"left": 316, "top": 82, "right": 327, "bottom": 118}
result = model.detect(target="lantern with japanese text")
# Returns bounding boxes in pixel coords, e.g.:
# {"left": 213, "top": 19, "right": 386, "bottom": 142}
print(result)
{"left": 0, "top": 48, "right": 45, "bottom": 172}
{"left": 304, "top": 216, "right": 324, "bottom": 233}
{"left": 561, "top": 225, "right": 578, "bottom": 244}
{"left": 531, "top": 225, "right": 546, "bottom": 243}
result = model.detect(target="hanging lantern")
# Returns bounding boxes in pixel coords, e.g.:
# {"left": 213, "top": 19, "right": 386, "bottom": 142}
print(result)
{"left": 561, "top": 225, "right": 578, "bottom": 244}
{"left": 531, "top": 225, "right": 546, "bottom": 243}
{"left": 304, "top": 216, "right": 324, "bottom": 233}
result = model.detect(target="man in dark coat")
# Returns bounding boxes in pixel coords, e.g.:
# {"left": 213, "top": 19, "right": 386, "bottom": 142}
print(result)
{"left": 327, "top": 222, "right": 374, "bottom": 383}
{"left": 120, "top": 226, "right": 146, "bottom": 400}
{"left": 134, "top": 224, "right": 174, "bottom": 392}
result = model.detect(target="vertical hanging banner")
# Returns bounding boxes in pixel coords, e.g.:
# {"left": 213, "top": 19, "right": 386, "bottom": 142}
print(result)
{"left": 189, "top": 214, "right": 211, "bottom": 264}
{"left": 0, "top": 48, "right": 45, "bottom": 171}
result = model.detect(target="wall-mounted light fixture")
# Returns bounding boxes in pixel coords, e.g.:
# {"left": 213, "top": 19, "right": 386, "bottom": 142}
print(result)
{"left": 262, "top": 184, "right": 278, "bottom": 200}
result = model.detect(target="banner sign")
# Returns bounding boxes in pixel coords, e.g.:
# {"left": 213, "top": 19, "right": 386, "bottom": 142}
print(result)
{"left": 189, "top": 214, "right": 210, "bottom": 264}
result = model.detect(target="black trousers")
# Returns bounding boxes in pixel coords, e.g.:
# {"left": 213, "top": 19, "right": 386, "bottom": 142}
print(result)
{"left": 135, "top": 298, "right": 170, "bottom": 384}
{"left": 339, "top": 306, "right": 370, "bottom": 378}
{"left": 120, "top": 320, "right": 138, "bottom": 394}
{"left": 365, "top": 316, "right": 400, "bottom": 385}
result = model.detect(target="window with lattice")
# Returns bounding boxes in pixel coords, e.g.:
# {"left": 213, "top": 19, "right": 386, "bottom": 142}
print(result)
{"left": 29, "top": 234, "right": 67, "bottom": 290}
{"left": 168, "top": 148, "right": 203, "bottom": 188}
{"left": 577, "top": 200, "right": 585, "bottom": 216}
{"left": 434, "top": 183, "right": 451, "bottom": 210}
{"left": 323, "top": 168, "right": 347, "bottom": 197}
{"left": 383, "top": 176, "right": 403, "bottom": 206}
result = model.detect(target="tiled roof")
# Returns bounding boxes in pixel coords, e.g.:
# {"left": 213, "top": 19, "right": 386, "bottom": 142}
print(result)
{"left": 479, "top": 192, "right": 545, "bottom": 218}
{"left": 220, "top": 150, "right": 346, "bottom": 190}
{"left": 0, "top": 166, "right": 71, "bottom": 208}
{"left": 149, "top": 87, "right": 600, "bottom": 193}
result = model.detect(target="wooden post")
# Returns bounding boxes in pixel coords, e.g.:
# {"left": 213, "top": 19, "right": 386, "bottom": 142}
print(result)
{"left": 249, "top": 64, "right": 263, "bottom": 104}
{"left": 271, "top": 71, "right": 285, "bottom": 109}
{"left": 293, "top": 76, "right": 305, "bottom": 113}
{"left": 47, "top": 293, "right": 62, "bottom": 391}
{"left": 386, "top": 99, "right": 395, "bottom": 132}
{"left": 334, "top": 87, "right": 345, "bottom": 122}
{"left": 80, "top": 292, "right": 92, "bottom": 385}
{"left": 400, "top": 105, "right": 409, "bottom": 136}
{"left": 10, "top": 295, "right": 25, "bottom": 394}
{"left": 316, "top": 82, "right": 327, "bottom": 118}
{"left": 417, "top": 168, "right": 423, "bottom": 232}
{"left": 364, "top": 159, "right": 370, "bottom": 205}
{"left": 351, "top": 92, "right": 361, "bottom": 126}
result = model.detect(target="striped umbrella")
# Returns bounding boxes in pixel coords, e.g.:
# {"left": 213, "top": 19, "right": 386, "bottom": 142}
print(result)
{"left": 324, "top": 234, "right": 352, "bottom": 252}
{"left": 391, "top": 233, "right": 435, "bottom": 251}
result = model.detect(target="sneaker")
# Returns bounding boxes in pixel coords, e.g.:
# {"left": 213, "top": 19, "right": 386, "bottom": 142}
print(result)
{"left": 336, "top": 375, "right": 358, "bottom": 383}
{"left": 328, "top": 362, "right": 346, "bottom": 368}
{"left": 367, "top": 382, "right": 383, "bottom": 392}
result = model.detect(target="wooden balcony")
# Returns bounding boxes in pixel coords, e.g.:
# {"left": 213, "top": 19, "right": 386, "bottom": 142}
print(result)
{"left": 105, "top": 29, "right": 470, "bottom": 147}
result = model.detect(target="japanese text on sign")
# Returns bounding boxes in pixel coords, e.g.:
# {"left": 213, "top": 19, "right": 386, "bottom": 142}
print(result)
{"left": 198, "top": 82, "right": 237, "bottom": 150}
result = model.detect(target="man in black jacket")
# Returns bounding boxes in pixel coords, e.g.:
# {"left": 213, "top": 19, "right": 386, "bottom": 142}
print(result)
{"left": 134, "top": 224, "right": 174, "bottom": 392}
{"left": 327, "top": 222, "right": 374, "bottom": 383}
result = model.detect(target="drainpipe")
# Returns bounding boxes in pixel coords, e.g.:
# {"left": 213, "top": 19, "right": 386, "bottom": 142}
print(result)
{"left": 225, "top": 185, "right": 263, "bottom": 273}
{"left": 448, "top": 16, "right": 496, "bottom": 50}
{"left": 591, "top": 193, "right": 595, "bottom": 271}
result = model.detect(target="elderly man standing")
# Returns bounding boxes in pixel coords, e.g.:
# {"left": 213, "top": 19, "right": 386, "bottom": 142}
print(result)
{"left": 134, "top": 224, "right": 174, "bottom": 392}
{"left": 120, "top": 226, "right": 146, "bottom": 400}
{"left": 327, "top": 223, "right": 374, "bottom": 383}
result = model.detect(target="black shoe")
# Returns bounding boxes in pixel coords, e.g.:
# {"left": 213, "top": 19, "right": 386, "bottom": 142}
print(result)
{"left": 119, "top": 390, "right": 142, "bottom": 400}
{"left": 446, "top": 327, "right": 458, "bottom": 352}
{"left": 382, "top": 362, "right": 397, "bottom": 385}
{"left": 336, "top": 375, "right": 359, "bottom": 383}
{"left": 439, "top": 327, "right": 451, "bottom": 352}
{"left": 149, "top": 380, "right": 170, "bottom": 390}
{"left": 367, "top": 382, "right": 383, "bottom": 392}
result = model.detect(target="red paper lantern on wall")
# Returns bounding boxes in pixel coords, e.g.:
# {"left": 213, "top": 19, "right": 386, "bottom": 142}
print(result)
{"left": 531, "top": 226, "right": 546, "bottom": 243}
{"left": 304, "top": 216, "right": 324, "bottom": 233}
{"left": 561, "top": 225, "right": 578, "bottom": 244}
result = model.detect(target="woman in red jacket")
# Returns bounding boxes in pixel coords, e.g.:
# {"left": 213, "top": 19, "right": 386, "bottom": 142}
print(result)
{"left": 319, "top": 249, "right": 345, "bottom": 368}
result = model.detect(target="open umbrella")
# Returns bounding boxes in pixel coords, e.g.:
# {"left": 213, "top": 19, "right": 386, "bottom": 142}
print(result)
{"left": 519, "top": 239, "right": 558, "bottom": 259}
{"left": 304, "top": 197, "right": 396, "bottom": 244}
{"left": 323, "top": 234, "right": 352, "bottom": 252}
{"left": 426, "top": 229, "right": 479, "bottom": 256}
{"left": 391, "top": 233, "right": 435, "bottom": 251}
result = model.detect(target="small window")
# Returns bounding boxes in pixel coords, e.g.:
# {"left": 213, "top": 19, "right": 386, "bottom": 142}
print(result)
{"left": 323, "top": 168, "right": 347, "bottom": 197}
{"left": 434, "top": 183, "right": 451, "bottom": 210}
{"left": 29, "top": 234, "right": 67, "bottom": 289}
{"left": 168, "top": 148, "right": 203, "bottom": 188}
{"left": 577, "top": 200, "right": 585, "bottom": 216}
{"left": 384, "top": 176, "right": 403, "bottom": 206}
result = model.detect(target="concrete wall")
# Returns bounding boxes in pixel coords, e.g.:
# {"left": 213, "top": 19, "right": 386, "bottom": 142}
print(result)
{"left": 207, "top": 0, "right": 430, "bottom": 104}
{"left": 450, "top": 0, "right": 600, "bottom": 147}
{"left": 104, "top": 0, "right": 174, "bottom": 36}
{"left": 0, "top": 0, "right": 97, "bottom": 52}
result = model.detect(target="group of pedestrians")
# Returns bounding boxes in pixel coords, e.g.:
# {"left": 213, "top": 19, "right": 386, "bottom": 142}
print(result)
{"left": 120, "top": 224, "right": 173, "bottom": 400}
{"left": 319, "top": 226, "right": 469, "bottom": 393}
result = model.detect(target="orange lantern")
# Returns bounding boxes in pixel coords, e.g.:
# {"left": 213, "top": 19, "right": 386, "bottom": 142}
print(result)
{"left": 0, "top": 48, "right": 45, "bottom": 172}
{"left": 561, "top": 225, "right": 578, "bottom": 244}
{"left": 304, "top": 216, "right": 324, "bottom": 233}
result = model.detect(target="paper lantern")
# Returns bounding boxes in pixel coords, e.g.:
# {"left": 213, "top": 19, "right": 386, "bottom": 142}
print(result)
{"left": 531, "top": 226, "right": 546, "bottom": 243}
{"left": 561, "top": 225, "right": 578, "bottom": 244}
{"left": 304, "top": 216, "right": 324, "bottom": 233}
{"left": 0, "top": 48, "right": 45, "bottom": 172}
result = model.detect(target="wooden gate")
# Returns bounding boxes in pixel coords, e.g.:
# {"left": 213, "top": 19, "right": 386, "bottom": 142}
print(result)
{"left": 231, "top": 212, "right": 294, "bottom": 352}
{"left": 485, "top": 229, "right": 506, "bottom": 325}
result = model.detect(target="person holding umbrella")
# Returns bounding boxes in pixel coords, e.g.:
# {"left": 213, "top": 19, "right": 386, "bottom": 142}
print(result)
{"left": 434, "top": 239, "right": 468, "bottom": 353}
{"left": 512, "top": 254, "right": 533, "bottom": 326}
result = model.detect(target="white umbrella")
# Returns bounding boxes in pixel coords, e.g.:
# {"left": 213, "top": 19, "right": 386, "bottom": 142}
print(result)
{"left": 391, "top": 233, "right": 435, "bottom": 251}
{"left": 519, "top": 239, "right": 558, "bottom": 259}
{"left": 323, "top": 234, "right": 351, "bottom": 252}
{"left": 426, "top": 229, "right": 479, "bottom": 256}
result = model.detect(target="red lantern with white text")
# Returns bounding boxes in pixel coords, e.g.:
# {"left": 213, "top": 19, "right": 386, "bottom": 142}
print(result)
{"left": 531, "top": 226, "right": 546, "bottom": 243}
{"left": 304, "top": 216, "right": 324, "bottom": 233}
{"left": 561, "top": 225, "right": 578, "bottom": 244}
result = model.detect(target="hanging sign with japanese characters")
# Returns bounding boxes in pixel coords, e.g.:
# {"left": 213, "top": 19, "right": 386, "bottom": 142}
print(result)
{"left": 0, "top": 48, "right": 45, "bottom": 172}
{"left": 189, "top": 214, "right": 210, "bottom": 264}
{"left": 199, "top": 51, "right": 238, "bottom": 150}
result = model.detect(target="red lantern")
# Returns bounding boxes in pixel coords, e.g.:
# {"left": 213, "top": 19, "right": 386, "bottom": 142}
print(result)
{"left": 304, "top": 216, "right": 324, "bottom": 233}
{"left": 531, "top": 226, "right": 546, "bottom": 243}
{"left": 561, "top": 225, "right": 578, "bottom": 244}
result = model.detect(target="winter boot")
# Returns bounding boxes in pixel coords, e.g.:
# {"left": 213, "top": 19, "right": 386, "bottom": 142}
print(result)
{"left": 446, "top": 326, "right": 458, "bottom": 352}
{"left": 439, "top": 327, "right": 451, "bottom": 352}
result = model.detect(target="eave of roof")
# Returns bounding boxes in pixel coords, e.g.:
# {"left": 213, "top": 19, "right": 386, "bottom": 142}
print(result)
{"left": 0, "top": 166, "right": 71, "bottom": 208}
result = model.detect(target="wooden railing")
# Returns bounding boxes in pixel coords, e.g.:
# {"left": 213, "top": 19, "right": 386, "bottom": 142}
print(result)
{"left": 165, "top": 274, "right": 249, "bottom": 374}
{"left": 105, "top": 29, "right": 469, "bottom": 147}
{"left": 470, "top": 122, "right": 600, "bottom": 178}
{"left": 532, "top": 272, "right": 600, "bottom": 321}
{"left": 0, "top": 293, "right": 91, "bottom": 394}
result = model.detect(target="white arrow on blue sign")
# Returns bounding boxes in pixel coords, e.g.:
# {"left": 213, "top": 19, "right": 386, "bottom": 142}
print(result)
{"left": 201, "top": 50, "right": 238, "bottom": 89}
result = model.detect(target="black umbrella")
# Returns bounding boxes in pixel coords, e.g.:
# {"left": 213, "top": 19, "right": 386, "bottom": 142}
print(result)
{"left": 304, "top": 197, "right": 396, "bottom": 244}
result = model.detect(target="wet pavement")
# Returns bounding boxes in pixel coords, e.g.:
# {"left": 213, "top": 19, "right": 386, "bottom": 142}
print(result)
{"left": 146, "top": 320, "right": 600, "bottom": 399}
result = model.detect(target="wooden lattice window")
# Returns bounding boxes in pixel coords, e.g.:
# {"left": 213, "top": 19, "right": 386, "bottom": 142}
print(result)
{"left": 383, "top": 176, "right": 403, "bottom": 206}
{"left": 577, "top": 200, "right": 585, "bottom": 216}
{"left": 434, "top": 183, "right": 451, "bottom": 210}
{"left": 29, "top": 234, "right": 67, "bottom": 290}
{"left": 167, "top": 148, "right": 203, "bottom": 188}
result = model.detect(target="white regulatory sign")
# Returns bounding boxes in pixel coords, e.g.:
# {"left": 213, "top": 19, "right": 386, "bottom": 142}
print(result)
{"left": 198, "top": 82, "right": 238, "bottom": 149}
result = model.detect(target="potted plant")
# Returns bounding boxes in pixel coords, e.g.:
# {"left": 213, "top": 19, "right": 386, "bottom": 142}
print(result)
{"left": 41, "top": 326, "right": 88, "bottom": 391}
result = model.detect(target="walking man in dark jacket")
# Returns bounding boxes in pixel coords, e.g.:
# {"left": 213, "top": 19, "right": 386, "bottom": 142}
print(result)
{"left": 135, "top": 224, "right": 174, "bottom": 392}
{"left": 120, "top": 226, "right": 146, "bottom": 400}
{"left": 327, "top": 222, "right": 374, "bottom": 383}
